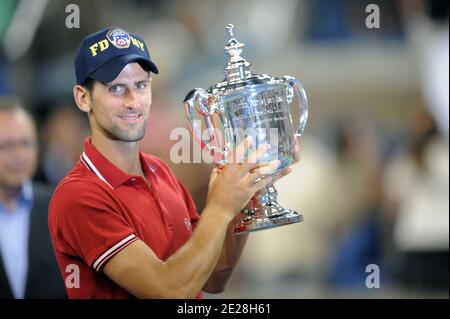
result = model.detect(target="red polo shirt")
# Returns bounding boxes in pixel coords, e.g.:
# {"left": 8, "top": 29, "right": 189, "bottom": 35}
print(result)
{"left": 48, "top": 137, "right": 201, "bottom": 298}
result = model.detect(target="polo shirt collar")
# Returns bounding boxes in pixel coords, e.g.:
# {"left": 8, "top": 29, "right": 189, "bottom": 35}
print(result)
{"left": 81, "top": 137, "right": 152, "bottom": 189}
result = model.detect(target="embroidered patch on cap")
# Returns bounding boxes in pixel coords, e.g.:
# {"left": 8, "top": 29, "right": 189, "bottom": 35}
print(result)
{"left": 106, "top": 28, "right": 131, "bottom": 49}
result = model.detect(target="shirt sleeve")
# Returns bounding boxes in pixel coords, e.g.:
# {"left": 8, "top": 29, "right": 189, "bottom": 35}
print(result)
{"left": 49, "top": 180, "right": 138, "bottom": 272}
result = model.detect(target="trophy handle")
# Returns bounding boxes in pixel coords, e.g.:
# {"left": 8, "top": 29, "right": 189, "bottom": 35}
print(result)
{"left": 184, "top": 88, "right": 227, "bottom": 161}
{"left": 283, "top": 76, "right": 308, "bottom": 137}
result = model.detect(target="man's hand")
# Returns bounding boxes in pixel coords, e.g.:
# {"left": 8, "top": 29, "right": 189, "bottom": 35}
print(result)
{"left": 205, "top": 136, "right": 280, "bottom": 220}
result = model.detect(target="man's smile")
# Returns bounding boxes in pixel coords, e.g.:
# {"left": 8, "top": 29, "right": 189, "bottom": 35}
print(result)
{"left": 117, "top": 113, "right": 143, "bottom": 124}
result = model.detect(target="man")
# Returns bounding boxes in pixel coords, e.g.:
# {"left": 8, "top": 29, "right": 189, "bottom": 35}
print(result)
{"left": 48, "top": 27, "right": 297, "bottom": 299}
{"left": 0, "top": 98, "right": 66, "bottom": 299}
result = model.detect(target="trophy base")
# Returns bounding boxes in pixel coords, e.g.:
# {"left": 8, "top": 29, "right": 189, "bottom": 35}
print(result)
{"left": 234, "top": 209, "right": 303, "bottom": 235}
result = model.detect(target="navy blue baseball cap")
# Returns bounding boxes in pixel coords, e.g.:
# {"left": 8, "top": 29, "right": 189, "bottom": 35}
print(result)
{"left": 74, "top": 27, "right": 159, "bottom": 85}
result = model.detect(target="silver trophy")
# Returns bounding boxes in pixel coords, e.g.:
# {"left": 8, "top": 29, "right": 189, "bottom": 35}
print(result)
{"left": 184, "top": 24, "right": 308, "bottom": 234}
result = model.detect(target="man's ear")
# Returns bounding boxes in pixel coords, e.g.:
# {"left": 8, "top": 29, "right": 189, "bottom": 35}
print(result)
{"left": 73, "top": 85, "right": 92, "bottom": 113}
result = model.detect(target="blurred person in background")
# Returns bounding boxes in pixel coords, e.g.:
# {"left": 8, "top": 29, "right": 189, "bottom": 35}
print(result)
{"left": 0, "top": 98, "right": 66, "bottom": 299}
{"left": 382, "top": 105, "right": 449, "bottom": 291}
{"left": 327, "top": 121, "right": 386, "bottom": 289}
{"left": 383, "top": 0, "right": 449, "bottom": 291}
{"left": 400, "top": 0, "right": 449, "bottom": 139}
{"left": 34, "top": 104, "right": 89, "bottom": 186}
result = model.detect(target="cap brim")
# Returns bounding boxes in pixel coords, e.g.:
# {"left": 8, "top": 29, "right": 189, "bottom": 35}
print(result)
{"left": 89, "top": 54, "right": 159, "bottom": 83}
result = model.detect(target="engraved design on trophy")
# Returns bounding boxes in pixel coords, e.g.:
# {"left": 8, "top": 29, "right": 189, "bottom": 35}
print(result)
{"left": 184, "top": 24, "right": 308, "bottom": 234}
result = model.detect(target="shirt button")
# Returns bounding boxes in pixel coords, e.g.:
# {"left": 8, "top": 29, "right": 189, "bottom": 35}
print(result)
{"left": 130, "top": 178, "right": 137, "bottom": 183}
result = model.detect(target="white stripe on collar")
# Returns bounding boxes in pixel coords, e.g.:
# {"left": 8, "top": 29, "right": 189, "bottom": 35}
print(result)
{"left": 81, "top": 152, "right": 114, "bottom": 189}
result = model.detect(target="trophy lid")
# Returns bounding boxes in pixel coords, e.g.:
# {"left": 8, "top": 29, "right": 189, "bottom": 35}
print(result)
{"left": 208, "top": 24, "right": 278, "bottom": 94}
{"left": 223, "top": 24, "right": 253, "bottom": 82}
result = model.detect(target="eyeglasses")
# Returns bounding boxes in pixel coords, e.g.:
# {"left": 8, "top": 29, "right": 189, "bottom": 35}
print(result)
{"left": 0, "top": 139, "right": 37, "bottom": 152}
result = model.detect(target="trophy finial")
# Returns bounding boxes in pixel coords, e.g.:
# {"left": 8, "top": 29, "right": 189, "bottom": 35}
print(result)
{"left": 223, "top": 24, "right": 252, "bottom": 81}
{"left": 226, "top": 24, "right": 234, "bottom": 40}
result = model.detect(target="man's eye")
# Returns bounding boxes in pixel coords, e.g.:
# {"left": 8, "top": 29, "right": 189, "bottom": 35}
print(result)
{"left": 110, "top": 85, "right": 125, "bottom": 94}
{"left": 136, "top": 82, "right": 147, "bottom": 90}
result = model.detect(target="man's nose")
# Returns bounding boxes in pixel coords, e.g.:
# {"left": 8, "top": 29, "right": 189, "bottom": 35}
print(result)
{"left": 124, "top": 90, "right": 139, "bottom": 109}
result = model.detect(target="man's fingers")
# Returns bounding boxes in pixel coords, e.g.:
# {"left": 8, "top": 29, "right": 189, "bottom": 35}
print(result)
{"left": 246, "top": 143, "right": 271, "bottom": 164}
{"left": 294, "top": 140, "right": 301, "bottom": 163}
{"left": 251, "top": 175, "right": 274, "bottom": 193}
{"left": 227, "top": 136, "right": 253, "bottom": 164}
{"left": 251, "top": 165, "right": 292, "bottom": 193}
{"left": 208, "top": 168, "right": 221, "bottom": 189}
{"left": 246, "top": 160, "right": 280, "bottom": 185}
{"left": 256, "top": 159, "right": 280, "bottom": 175}
{"left": 271, "top": 166, "right": 292, "bottom": 184}
{"left": 279, "top": 166, "right": 292, "bottom": 177}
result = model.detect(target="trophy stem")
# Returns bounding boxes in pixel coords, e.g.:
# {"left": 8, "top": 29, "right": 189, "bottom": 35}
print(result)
{"left": 235, "top": 183, "right": 303, "bottom": 235}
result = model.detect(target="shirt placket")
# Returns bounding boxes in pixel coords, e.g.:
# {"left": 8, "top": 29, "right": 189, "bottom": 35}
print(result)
{"left": 145, "top": 166, "right": 174, "bottom": 234}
